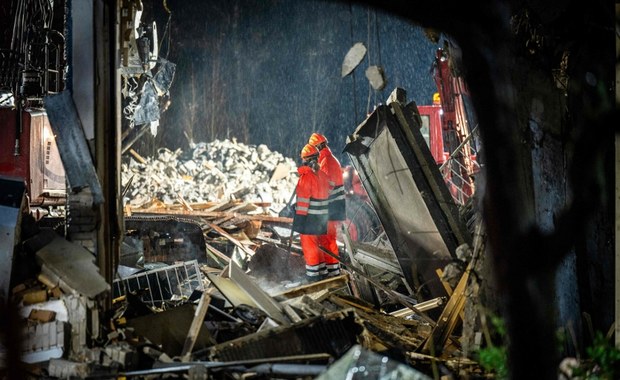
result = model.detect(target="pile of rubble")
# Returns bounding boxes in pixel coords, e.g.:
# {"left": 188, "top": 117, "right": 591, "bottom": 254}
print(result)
{"left": 6, "top": 204, "right": 487, "bottom": 379}
{"left": 121, "top": 138, "right": 299, "bottom": 213}
{"left": 4, "top": 98, "right": 497, "bottom": 378}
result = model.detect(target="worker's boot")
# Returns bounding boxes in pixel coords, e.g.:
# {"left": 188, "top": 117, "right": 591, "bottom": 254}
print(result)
{"left": 326, "top": 263, "right": 340, "bottom": 277}
{"left": 301, "top": 274, "right": 321, "bottom": 285}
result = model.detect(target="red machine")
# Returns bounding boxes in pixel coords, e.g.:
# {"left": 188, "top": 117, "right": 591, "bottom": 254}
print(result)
{"left": 342, "top": 44, "right": 480, "bottom": 241}
{"left": 427, "top": 46, "right": 479, "bottom": 204}
{"left": 0, "top": 108, "right": 66, "bottom": 213}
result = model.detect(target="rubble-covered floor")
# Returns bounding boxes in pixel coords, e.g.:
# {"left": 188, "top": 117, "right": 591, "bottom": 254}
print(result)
{"left": 2, "top": 201, "right": 493, "bottom": 379}
{"left": 3, "top": 139, "right": 493, "bottom": 379}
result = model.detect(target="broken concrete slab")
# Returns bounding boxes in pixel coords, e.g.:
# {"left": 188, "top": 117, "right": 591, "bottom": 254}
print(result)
{"left": 35, "top": 235, "right": 110, "bottom": 298}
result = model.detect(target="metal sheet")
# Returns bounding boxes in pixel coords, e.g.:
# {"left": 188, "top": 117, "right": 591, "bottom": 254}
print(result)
{"left": 0, "top": 176, "right": 25, "bottom": 303}
{"left": 208, "top": 310, "right": 359, "bottom": 362}
{"left": 206, "top": 272, "right": 259, "bottom": 309}
{"left": 43, "top": 91, "right": 103, "bottom": 204}
{"left": 228, "top": 262, "right": 289, "bottom": 325}
{"left": 344, "top": 97, "right": 471, "bottom": 299}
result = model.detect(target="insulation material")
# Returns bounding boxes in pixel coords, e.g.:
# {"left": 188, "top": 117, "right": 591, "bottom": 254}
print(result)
{"left": 21, "top": 321, "right": 69, "bottom": 364}
{"left": 133, "top": 80, "right": 159, "bottom": 126}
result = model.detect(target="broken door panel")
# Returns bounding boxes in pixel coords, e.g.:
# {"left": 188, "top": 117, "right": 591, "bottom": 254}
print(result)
{"left": 344, "top": 96, "right": 471, "bottom": 300}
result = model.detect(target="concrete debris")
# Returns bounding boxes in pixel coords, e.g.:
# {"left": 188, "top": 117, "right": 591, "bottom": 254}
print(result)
{"left": 47, "top": 358, "right": 90, "bottom": 379}
{"left": 21, "top": 320, "right": 68, "bottom": 364}
{"left": 3, "top": 111, "right": 492, "bottom": 378}
{"left": 121, "top": 138, "right": 298, "bottom": 212}
{"left": 35, "top": 233, "right": 110, "bottom": 299}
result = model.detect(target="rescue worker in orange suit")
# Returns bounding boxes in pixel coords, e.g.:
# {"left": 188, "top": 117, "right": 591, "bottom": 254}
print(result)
{"left": 292, "top": 144, "right": 330, "bottom": 283}
{"left": 308, "top": 133, "right": 346, "bottom": 277}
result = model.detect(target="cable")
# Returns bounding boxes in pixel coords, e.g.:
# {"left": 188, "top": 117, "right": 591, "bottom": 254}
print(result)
{"left": 348, "top": 2, "right": 357, "bottom": 123}
{"left": 365, "top": 6, "right": 372, "bottom": 115}
{"left": 159, "top": 9, "right": 173, "bottom": 60}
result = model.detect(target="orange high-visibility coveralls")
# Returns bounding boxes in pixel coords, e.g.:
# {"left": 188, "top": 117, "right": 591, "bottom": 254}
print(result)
{"left": 317, "top": 145, "right": 346, "bottom": 276}
{"left": 292, "top": 165, "right": 330, "bottom": 279}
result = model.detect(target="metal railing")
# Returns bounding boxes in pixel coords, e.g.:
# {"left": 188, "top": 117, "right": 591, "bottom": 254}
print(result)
{"left": 113, "top": 260, "right": 204, "bottom": 308}
{"left": 439, "top": 126, "right": 482, "bottom": 205}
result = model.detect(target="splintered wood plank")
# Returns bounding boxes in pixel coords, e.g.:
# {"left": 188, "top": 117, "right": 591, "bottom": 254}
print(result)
{"left": 127, "top": 208, "right": 292, "bottom": 224}
{"left": 205, "top": 243, "right": 231, "bottom": 264}
{"left": 436, "top": 268, "right": 454, "bottom": 297}
{"left": 272, "top": 274, "right": 350, "bottom": 300}
{"left": 422, "top": 262, "right": 472, "bottom": 356}
{"left": 204, "top": 201, "right": 236, "bottom": 212}
{"left": 177, "top": 193, "right": 194, "bottom": 211}
{"left": 181, "top": 292, "right": 211, "bottom": 359}
{"left": 227, "top": 202, "right": 258, "bottom": 213}
{"left": 208, "top": 223, "right": 256, "bottom": 260}
{"left": 129, "top": 148, "right": 147, "bottom": 164}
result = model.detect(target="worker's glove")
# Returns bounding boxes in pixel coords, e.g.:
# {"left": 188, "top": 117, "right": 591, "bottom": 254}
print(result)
{"left": 279, "top": 203, "right": 295, "bottom": 218}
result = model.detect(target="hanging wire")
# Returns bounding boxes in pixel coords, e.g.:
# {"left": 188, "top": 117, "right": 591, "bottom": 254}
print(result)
{"left": 348, "top": 2, "right": 357, "bottom": 123}
{"left": 364, "top": 7, "right": 382, "bottom": 116}
{"left": 159, "top": 9, "right": 172, "bottom": 60}
{"left": 365, "top": 6, "right": 372, "bottom": 116}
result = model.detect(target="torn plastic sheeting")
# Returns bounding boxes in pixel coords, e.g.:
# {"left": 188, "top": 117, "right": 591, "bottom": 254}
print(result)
{"left": 152, "top": 58, "right": 176, "bottom": 95}
{"left": 316, "top": 344, "right": 432, "bottom": 380}
{"left": 134, "top": 80, "right": 160, "bottom": 126}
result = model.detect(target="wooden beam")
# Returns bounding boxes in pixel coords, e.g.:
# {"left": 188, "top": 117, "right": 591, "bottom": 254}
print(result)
{"left": 181, "top": 292, "right": 211, "bottom": 360}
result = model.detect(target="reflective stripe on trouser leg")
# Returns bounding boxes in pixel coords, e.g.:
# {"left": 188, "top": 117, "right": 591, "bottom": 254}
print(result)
{"left": 319, "top": 262, "right": 327, "bottom": 275}
{"left": 305, "top": 263, "right": 321, "bottom": 278}
{"left": 326, "top": 263, "right": 340, "bottom": 277}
